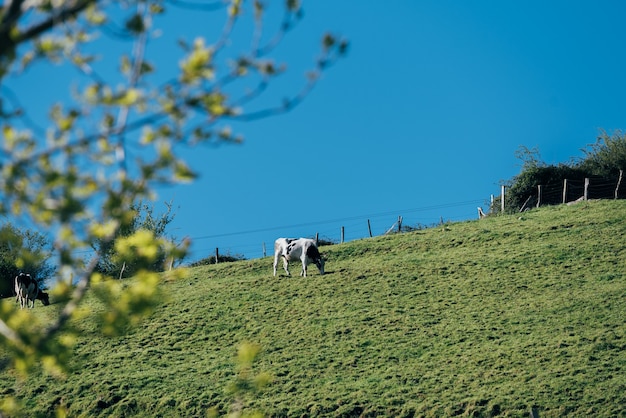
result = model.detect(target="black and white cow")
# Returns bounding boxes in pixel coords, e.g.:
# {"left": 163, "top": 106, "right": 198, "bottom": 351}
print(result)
{"left": 14, "top": 273, "right": 50, "bottom": 309}
{"left": 273, "top": 238, "right": 325, "bottom": 277}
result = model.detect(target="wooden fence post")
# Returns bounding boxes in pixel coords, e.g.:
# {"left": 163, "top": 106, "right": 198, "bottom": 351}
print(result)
{"left": 315, "top": 232, "right": 319, "bottom": 246}
{"left": 367, "top": 219, "right": 373, "bottom": 237}
{"left": 501, "top": 185, "right": 505, "bottom": 213}
{"left": 397, "top": 216, "right": 403, "bottom": 232}
{"left": 562, "top": 179, "right": 568, "bottom": 204}
{"left": 215, "top": 247, "right": 219, "bottom": 264}
{"left": 262, "top": 242, "right": 266, "bottom": 258}
{"left": 584, "top": 178, "right": 590, "bottom": 200}
{"left": 536, "top": 185, "right": 542, "bottom": 208}
{"left": 615, "top": 169, "right": 623, "bottom": 199}
{"left": 341, "top": 226, "right": 345, "bottom": 244}
{"left": 519, "top": 195, "right": 532, "bottom": 212}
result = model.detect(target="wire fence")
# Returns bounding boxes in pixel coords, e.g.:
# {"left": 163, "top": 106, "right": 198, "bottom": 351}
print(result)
{"left": 194, "top": 171, "right": 626, "bottom": 264}
{"left": 188, "top": 199, "right": 486, "bottom": 263}
{"left": 497, "top": 171, "right": 625, "bottom": 214}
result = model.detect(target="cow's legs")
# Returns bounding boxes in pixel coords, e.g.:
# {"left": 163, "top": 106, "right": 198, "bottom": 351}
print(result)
{"left": 282, "top": 257, "right": 291, "bottom": 276}
{"left": 273, "top": 253, "right": 279, "bottom": 276}
{"left": 274, "top": 252, "right": 292, "bottom": 276}
{"left": 300, "top": 257, "right": 307, "bottom": 277}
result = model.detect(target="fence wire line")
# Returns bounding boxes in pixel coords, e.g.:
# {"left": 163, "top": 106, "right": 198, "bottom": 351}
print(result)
{"left": 527, "top": 175, "right": 624, "bottom": 206}
{"left": 201, "top": 175, "right": 625, "bottom": 259}
{"left": 191, "top": 199, "right": 487, "bottom": 260}
{"left": 68, "top": 202, "right": 481, "bottom": 259}
{"left": 190, "top": 199, "right": 484, "bottom": 242}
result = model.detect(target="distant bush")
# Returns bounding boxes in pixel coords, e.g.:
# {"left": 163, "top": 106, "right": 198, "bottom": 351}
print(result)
{"left": 504, "top": 158, "right": 584, "bottom": 212}
{"left": 189, "top": 252, "right": 246, "bottom": 267}
{"left": 0, "top": 224, "right": 55, "bottom": 298}
{"left": 578, "top": 130, "right": 626, "bottom": 177}
{"left": 500, "top": 131, "right": 626, "bottom": 213}
{"left": 403, "top": 222, "right": 440, "bottom": 232}
{"left": 316, "top": 237, "right": 336, "bottom": 247}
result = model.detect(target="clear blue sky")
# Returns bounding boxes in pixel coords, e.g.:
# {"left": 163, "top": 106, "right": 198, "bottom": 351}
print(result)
{"left": 161, "top": 1, "right": 626, "bottom": 261}
{"left": 8, "top": 1, "right": 626, "bottom": 263}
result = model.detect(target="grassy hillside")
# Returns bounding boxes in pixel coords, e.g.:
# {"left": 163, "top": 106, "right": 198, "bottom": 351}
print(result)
{"left": 1, "top": 200, "right": 625, "bottom": 417}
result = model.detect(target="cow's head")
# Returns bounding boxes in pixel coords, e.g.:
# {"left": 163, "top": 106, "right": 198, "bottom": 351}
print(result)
{"left": 39, "top": 291, "right": 50, "bottom": 306}
{"left": 316, "top": 256, "right": 325, "bottom": 275}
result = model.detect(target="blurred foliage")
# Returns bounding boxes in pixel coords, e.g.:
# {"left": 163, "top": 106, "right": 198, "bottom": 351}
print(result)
{"left": 92, "top": 200, "right": 180, "bottom": 278}
{"left": 91, "top": 270, "right": 163, "bottom": 336}
{"left": 219, "top": 342, "right": 272, "bottom": 418}
{"left": 0, "top": 1, "right": 346, "bottom": 415}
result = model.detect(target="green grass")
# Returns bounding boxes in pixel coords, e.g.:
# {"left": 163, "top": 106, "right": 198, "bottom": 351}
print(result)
{"left": 1, "top": 200, "right": 625, "bottom": 417}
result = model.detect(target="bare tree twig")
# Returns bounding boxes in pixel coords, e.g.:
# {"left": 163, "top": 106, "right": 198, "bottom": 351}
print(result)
{"left": 10, "top": 0, "right": 97, "bottom": 50}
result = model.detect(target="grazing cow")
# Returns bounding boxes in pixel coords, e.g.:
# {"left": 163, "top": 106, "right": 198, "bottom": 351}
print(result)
{"left": 14, "top": 273, "right": 49, "bottom": 309}
{"left": 273, "top": 238, "right": 325, "bottom": 277}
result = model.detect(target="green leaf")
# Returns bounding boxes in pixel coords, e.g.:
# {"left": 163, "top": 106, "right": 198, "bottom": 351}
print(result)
{"left": 84, "top": 83, "right": 100, "bottom": 103}
{"left": 173, "top": 161, "right": 197, "bottom": 182}
{"left": 117, "top": 88, "right": 141, "bottom": 106}
{"left": 120, "top": 55, "right": 131, "bottom": 76}
{"left": 201, "top": 92, "right": 229, "bottom": 116}
{"left": 286, "top": 0, "right": 300, "bottom": 12}
{"left": 180, "top": 38, "right": 213, "bottom": 83}
{"left": 140, "top": 127, "right": 156, "bottom": 144}
{"left": 86, "top": 4, "right": 107, "bottom": 25}
{"left": 149, "top": 3, "right": 165, "bottom": 14}
{"left": 229, "top": 0, "right": 242, "bottom": 17}
{"left": 322, "top": 33, "right": 336, "bottom": 51}
{"left": 125, "top": 14, "right": 145, "bottom": 34}
{"left": 253, "top": 0, "right": 264, "bottom": 20}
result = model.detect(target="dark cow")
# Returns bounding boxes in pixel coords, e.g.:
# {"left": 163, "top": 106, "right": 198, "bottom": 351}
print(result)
{"left": 14, "top": 273, "right": 49, "bottom": 309}
{"left": 273, "top": 237, "right": 325, "bottom": 277}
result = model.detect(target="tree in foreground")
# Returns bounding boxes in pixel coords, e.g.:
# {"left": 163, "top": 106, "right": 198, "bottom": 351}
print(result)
{"left": 0, "top": 0, "right": 347, "bottom": 404}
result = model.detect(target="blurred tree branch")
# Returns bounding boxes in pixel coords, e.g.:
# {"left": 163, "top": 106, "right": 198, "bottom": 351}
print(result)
{"left": 0, "top": 0, "right": 347, "bottom": 395}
